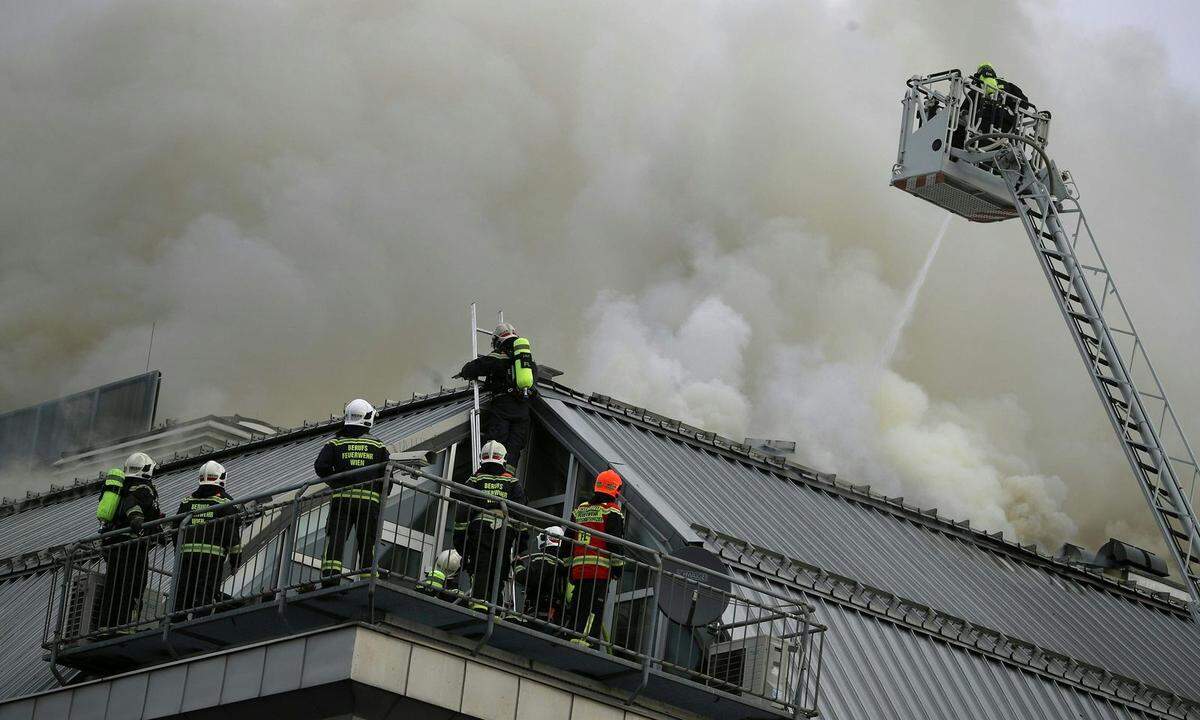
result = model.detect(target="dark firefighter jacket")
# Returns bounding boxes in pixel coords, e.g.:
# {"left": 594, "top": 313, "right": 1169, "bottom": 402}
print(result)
{"left": 174, "top": 485, "right": 244, "bottom": 571}
{"left": 569, "top": 493, "right": 625, "bottom": 581}
{"left": 452, "top": 462, "right": 526, "bottom": 544}
{"left": 314, "top": 425, "right": 390, "bottom": 502}
{"left": 457, "top": 339, "right": 536, "bottom": 400}
{"left": 513, "top": 541, "right": 570, "bottom": 606}
{"left": 103, "top": 478, "right": 164, "bottom": 543}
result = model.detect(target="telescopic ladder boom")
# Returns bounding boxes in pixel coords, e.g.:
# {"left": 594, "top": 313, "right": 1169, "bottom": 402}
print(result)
{"left": 891, "top": 70, "right": 1200, "bottom": 613}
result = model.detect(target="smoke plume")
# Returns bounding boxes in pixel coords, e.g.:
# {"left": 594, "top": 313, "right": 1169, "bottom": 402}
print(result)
{"left": 1, "top": 1, "right": 1198, "bottom": 553}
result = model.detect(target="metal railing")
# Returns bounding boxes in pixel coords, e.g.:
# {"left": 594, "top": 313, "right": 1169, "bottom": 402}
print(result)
{"left": 898, "top": 69, "right": 1052, "bottom": 172}
{"left": 42, "top": 460, "right": 825, "bottom": 717}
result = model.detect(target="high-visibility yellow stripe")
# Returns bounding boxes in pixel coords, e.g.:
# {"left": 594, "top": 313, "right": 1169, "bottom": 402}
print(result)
{"left": 180, "top": 543, "right": 226, "bottom": 556}
{"left": 330, "top": 438, "right": 385, "bottom": 447}
{"left": 569, "top": 556, "right": 611, "bottom": 568}
{"left": 322, "top": 560, "right": 344, "bottom": 570}
{"left": 331, "top": 489, "right": 380, "bottom": 502}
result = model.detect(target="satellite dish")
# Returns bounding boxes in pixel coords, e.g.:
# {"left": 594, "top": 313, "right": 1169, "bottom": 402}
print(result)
{"left": 657, "top": 546, "right": 732, "bottom": 627}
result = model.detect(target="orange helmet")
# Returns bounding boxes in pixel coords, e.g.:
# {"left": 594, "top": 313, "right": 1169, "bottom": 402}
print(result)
{"left": 594, "top": 469, "right": 623, "bottom": 497}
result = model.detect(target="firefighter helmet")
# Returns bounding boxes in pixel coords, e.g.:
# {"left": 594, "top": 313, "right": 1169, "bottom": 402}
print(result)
{"left": 123, "top": 452, "right": 156, "bottom": 480}
{"left": 198, "top": 460, "right": 227, "bottom": 488}
{"left": 344, "top": 398, "right": 376, "bottom": 428}
{"left": 594, "top": 469, "right": 622, "bottom": 497}
{"left": 538, "top": 526, "right": 565, "bottom": 550}
{"left": 434, "top": 548, "right": 462, "bottom": 574}
{"left": 492, "top": 322, "right": 518, "bottom": 349}
{"left": 480, "top": 440, "right": 507, "bottom": 467}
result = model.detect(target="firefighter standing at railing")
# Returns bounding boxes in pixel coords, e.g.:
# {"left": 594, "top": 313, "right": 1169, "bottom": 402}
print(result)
{"left": 171, "top": 461, "right": 243, "bottom": 617}
{"left": 452, "top": 440, "right": 525, "bottom": 611}
{"left": 96, "top": 451, "right": 164, "bottom": 632}
{"left": 314, "top": 398, "right": 390, "bottom": 586}
{"left": 566, "top": 470, "right": 625, "bottom": 648}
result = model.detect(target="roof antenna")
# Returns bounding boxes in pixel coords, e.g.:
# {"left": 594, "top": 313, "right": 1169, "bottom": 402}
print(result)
{"left": 144, "top": 321, "right": 156, "bottom": 373}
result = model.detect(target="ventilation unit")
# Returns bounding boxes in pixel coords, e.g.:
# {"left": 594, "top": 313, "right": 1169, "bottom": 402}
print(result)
{"left": 706, "top": 634, "right": 796, "bottom": 701}
{"left": 63, "top": 570, "right": 105, "bottom": 639}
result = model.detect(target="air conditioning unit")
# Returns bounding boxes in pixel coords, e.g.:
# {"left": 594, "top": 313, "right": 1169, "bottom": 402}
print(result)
{"left": 706, "top": 634, "right": 796, "bottom": 701}
{"left": 63, "top": 570, "right": 105, "bottom": 639}
{"left": 62, "top": 569, "right": 170, "bottom": 639}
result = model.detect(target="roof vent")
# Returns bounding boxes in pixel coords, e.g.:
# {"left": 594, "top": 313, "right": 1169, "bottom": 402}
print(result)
{"left": 1094, "top": 538, "right": 1168, "bottom": 578}
{"left": 1056, "top": 542, "right": 1099, "bottom": 568}
{"left": 743, "top": 438, "right": 796, "bottom": 459}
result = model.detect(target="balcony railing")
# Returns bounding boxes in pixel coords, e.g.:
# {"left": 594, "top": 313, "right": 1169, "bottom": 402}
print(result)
{"left": 42, "top": 460, "right": 825, "bottom": 718}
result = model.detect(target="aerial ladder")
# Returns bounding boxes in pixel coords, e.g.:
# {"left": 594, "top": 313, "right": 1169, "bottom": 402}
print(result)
{"left": 891, "top": 69, "right": 1200, "bottom": 615}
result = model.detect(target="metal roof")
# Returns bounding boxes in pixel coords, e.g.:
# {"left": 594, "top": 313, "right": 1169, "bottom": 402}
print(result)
{"left": 3, "top": 380, "right": 1199, "bottom": 717}
{"left": 540, "top": 388, "right": 1200, "bottom": 708}
{"left": 0, "top": 390, "right": 472, "bottom": 702}
{"left": 811, "top": 593, "right": 1169, "bottom": 720}
{"left": 0, "top": 572, "right": 59, "bottom": 700}
{"left": 0, "top": 392, "right": 471, "bottom": 568}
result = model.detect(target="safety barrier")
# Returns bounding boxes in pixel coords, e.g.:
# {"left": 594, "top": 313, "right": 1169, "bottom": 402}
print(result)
{"left": 899, "top": 69, "right": 1052, "bottom": 171}
{"left": 42, "top": 460, "right": 824, "bottom": 718}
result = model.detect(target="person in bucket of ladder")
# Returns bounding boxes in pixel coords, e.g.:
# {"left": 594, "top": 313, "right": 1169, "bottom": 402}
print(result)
{"left": 451, "top": 440, "right": 525, "bottom": 612}
{"left": 171, "top": 461, "right": 243, "bottom": 618}
{"left": 313, "top": 398, "right": 390, "bottom": 587}
{"left": 454, "top": 322, "right": 537, "bottom": 475}
{"left": 566, "top": 470, "right": 625, "bottom": 648}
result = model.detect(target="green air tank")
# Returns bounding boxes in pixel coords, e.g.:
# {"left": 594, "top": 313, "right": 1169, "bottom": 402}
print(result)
{"left": 513, "top": 337, "right": 534, "bottom": 390}
{"left": 96, "top": 468, "right": 125, "bottom": 523}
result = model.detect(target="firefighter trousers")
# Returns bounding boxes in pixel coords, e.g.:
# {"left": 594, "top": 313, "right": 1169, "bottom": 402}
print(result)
{"left": 173, "top": 552, "right": 226, "bottom": 615}
{"left": 464, "top": 519, "right": 515, "bottom": 607}
{"left": 100, "top": 540, "right": 150, "bottom": 630}
{"left": 323, "top": 496, "right": 379, "bottom": 579}
{"left": 481, "top": 397, "right": 530, "bottom": 470}
{"left": 567, "top": 578, "right": 610, "bottom": 642}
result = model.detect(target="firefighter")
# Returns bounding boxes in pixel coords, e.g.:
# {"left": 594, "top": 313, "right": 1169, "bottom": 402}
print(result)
{"left": 172, "top": 461, "right": 242, "bottom": 617}
{"left": 452, "top": 441, "right": 525, "bottom": 611}
{"left": 98, "top": 451, "right": 164, "bottom": 632}
{"left": 566, "top": 470, "right": 625, "bottom": 647}
{"left": 314, "top": 398, "right": 390, "bottom": 586}
{"left": 512, "top": 525, "right": 569, "bottom": 624}
{"left": 417, "top": 548, "right": 463, "bottom": 596}
{"left": 968, "top": 62, "right": 1029, "bottom": 135}
{"left": 454, "top": 322, "right": 536, "bottom": 473}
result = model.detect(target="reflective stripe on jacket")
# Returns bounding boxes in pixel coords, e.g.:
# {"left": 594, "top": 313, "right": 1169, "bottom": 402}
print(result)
{"left": 569, "top": 500, "right": 624, "bottom": 581}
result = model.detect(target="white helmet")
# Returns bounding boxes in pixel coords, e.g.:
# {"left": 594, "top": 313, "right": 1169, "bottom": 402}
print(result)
{"left": 198, "top": 460, "right": 227, "bottom": 488}
{"left": 538, "top": 526, "right": 565, "bottom": 550}
{"left": 344, "top": 398, "right": 376, "bottom": 428}
{"left": 434, "top": 548, "right": 462, "bottom": 574}
{"left": 480, "top": 440, "right": 507, "bottom": 467}
{"left": 492, "top": 322, "right": 518, "bottom": 349}
{"left": 123, "top": 452, "right": 156, "bottom": 480}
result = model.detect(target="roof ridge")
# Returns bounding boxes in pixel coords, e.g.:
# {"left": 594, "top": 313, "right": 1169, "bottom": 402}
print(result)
{"left": 698, "top": 525, "right": 1200, "bottom": 717}
{"left": 542, "top": 382, "right": 1190, "bottom": 612}
{"left": 0, "top": 387, "right": 471, "bottom": 520}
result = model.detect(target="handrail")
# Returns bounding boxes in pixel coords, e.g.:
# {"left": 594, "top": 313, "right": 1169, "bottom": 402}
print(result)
{"left": 394, "top": 464, "right": 819, "bottom": 614}
{"left": 42, "top": 458, "right": 825, "bottom": 717}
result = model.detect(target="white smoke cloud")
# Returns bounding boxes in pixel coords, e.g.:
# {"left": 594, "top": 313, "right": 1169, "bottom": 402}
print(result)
{"left": 579, "top": 222, "right": 1076, "bottom": 546}
{"left": 0, "top": 1, "right": 1197, "bottom": 554}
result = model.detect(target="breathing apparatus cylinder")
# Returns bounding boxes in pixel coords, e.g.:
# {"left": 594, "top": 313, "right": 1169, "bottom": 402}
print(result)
{"left": 513, "top": 337, "right": 534, "bottom": 390}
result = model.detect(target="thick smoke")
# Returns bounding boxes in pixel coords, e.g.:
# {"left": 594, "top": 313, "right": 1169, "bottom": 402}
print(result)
{"left": 1, "top": 1, "right": 1197, "bottom": 553}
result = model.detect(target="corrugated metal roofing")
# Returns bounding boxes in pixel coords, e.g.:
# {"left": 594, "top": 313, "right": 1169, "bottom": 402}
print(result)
{"left": 811, "top": 594, "right": 1168, "bottom": 720}
{"left": 0, "top": 395, "right": 471, "bottom": 563}
{"left": 0, "top": 572, "right": 63, "bottom": 700}
{"left": 730, "top": 569, "right": 1170, "bottom": 719}
{"left": 547, "top": 393, "right": 1200, "bottom": 704}
{"left": 0, "top": 392, "right": 470, "bottom": 702}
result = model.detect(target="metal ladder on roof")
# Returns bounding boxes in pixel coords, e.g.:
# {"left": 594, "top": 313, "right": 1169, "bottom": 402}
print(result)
{"left": 994, "top": 141, "right": 1200, "bottom": 611}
